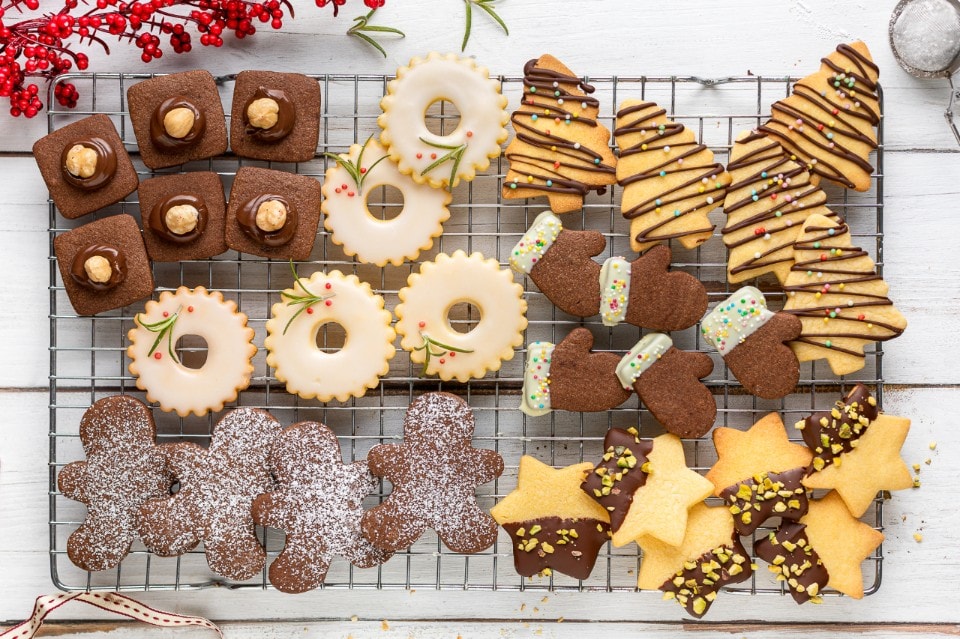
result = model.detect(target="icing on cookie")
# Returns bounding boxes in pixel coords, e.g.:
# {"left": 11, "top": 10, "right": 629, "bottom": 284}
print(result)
{"left": 519, "top": 341, "right": 554, "bottom": 417}
{"left": 378, "top": 53, "right": 508, "bottom": 189}
{"left": 322, "top": 137, "right": 452, "bottom": 266}
{"left": 615, "top": 332, "right": 672, "bottom": 388}
{"left": 700, "top": 286, "right": 774, "bottom": 356}
{"left": 599, "top": 256, "right": 631, "bottom": 326}
{"left": 509, "top": 211, "right": 562, "bottom": 275}
{"left": 127, "top": 287, "right": 255, "bottom": 417}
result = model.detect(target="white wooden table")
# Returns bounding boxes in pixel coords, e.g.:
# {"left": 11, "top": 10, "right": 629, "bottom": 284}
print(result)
{"left": 2, "top": 1, "right": 959, "bottom": 636}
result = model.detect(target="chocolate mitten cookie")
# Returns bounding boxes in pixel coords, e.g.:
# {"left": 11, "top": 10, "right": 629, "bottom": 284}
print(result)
{"left": 701, "top": 286, "right": 802, "bottom": 399}
{"left": 509, "top": 211, "right": 603, "bottom": 318}
{"left": 138, "top": 408, "right": 282, "bottom": 580}
{"left": 520, "top": 327, "right": 631, "bottom": 416}
{"left": 619, "top": 245, "right": 708, "bottom": 331}
{"left": 615, "top": 333, "right": 716, "bottom": 438}
{"left": 361, "top": 393, "right": 504, "bottom": 554}
{"left": 57, "top": 396, "right": 174, "bottom": 572}
{"left": 252, "top": 421, "right": 392, "bottom": 593}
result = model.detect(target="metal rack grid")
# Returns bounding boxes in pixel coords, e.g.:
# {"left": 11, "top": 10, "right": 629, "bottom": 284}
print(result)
{"left": 47, "top": 71, "right": 885, "bottom": 597}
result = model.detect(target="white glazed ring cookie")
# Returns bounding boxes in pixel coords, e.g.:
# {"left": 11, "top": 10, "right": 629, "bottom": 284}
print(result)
{"left": 322, "top": 137, "right": 452, "bottom": 266}
{"left": 395, "top": 250, "right": 527, "bottom": 382}
{"left": 379, "top": 53, "right": 508, "bottom": 189}
{"left": 127, "top": 287, "right": 256, "bottom": 417}
{"left": 265, "top": 269, "right": 395, "bottom": 402}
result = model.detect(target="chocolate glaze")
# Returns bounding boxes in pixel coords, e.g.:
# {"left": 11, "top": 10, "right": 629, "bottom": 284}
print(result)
{"left": 60, "top": 138, "right": 118, "bottom": 191}
{"left": 719, "top": 468, "right": 809, "bottom": 536}
{"left": 70, "top": 243, "right": 127, "bottom": 291}
{"left": 149, "top": 193, "right": 208, "bottom": 244}
{"left": 236, "top": 194, "right": 297, "bottom": 247}
{"left": 502, "top": 516, "right": 610, "bottom": 580}
{"left": 614, "top": 101, "right": 724, "bottom": 245}
{"left": 800, "top": 383, "right": 878, "bottom": 471}
{"left": 783, "top": 223, "right": 904, "bottom": 359}
{"left": 754, "top": 522, "right": 829, "bottom": 604}
{"left": 659, "top": 536, "right": 752, "bottom": 618}
{"left": 580, "top": 428, "right": 653, "bottom": 532}
{"left": 243, "top": 86, "right": 296, "bottom": 143}
{"left": 150, "top": 96, "right": 206, "bottom": 151}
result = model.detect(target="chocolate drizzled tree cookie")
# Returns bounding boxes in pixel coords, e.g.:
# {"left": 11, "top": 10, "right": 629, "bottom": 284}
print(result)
{"left": 57, "top": 396, "right": 174, "bottom": 572}
{"left": 502, "top": 55, "right": 618, "bottom": 213}
{"left": 783, "top": 214, "right": 907, "bottom": 376}
{"left": 614, "top": 334, "right": 716, "bottom": 438}
{"left": 799, "top": 384, "right": 912, "bottom": 517}
{"left": 705, "top": 413, "right": 813, "bottom": 536}
{"left": 701, "top": 286, "right": 802, "bottom": 399}
{"left": 614, "top": 99, "right": 730, "bottom": 252}
{"left": 636, "top": 503, "right": 753, "bottom": 619}
{"left": 361, "top": 393, "right": 504, "bottom": 554}
{"left": 138, "top": 408, "right": 282, "bottom": 581}
{"left": 491, "top": 456, "right": 611, "bottom": 580}
{"left": 759, "top": 42, "right": 880, "bottom": 192}
{"left": 251, "top": 421, "right": 392, "bottom": 593}
{"left": 721, "top": 131, "right": 840, "bottom": 284}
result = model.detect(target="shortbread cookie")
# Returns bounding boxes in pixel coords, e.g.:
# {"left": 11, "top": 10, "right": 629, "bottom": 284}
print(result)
{"left": 395, "top": 251, "right": 527, "bottom": 381}
{"left": 636, "top": 503, "right": 752, "bottom": 618}
{"left": 783, "top": 214, "right": 907, "bottom": 376}
{"left": 701, "top": 286, "right": 802, "bottom": 399}
{"left": 127, "top": 287, "right": 256, "bottom": 416}
{"left": 615, "top": 99, "right": 730, "bottom": 252}
{"left": 322, "top": 137, "right": 452, "bottom": 266}
{"left": 230, "top": 70, "right": 321, "bottom": 163}
{"left": 57, "top": 396, "right": 174, "bottom": 572}
{"left": 492, "top": 456, "right": 611, "bottom": 579}
{"left": 502, "top": 55, "right": 618, "bottom": 213}
{"left": 519, "top": 328, "right": 630, "bottom": 416}
{"left": 615, "top": 333, "right": 716, "bottom": 438}
{"left": 362, "top": 393, "right": 504, "bottom": 553}
{"left": 265, "top": 266, "right": 395, "bottom": 402}
{"left": 251, "top": 421, "right": 392, "bottom": 593}
{"left": 756, "top": 491, "right": 883, "bottom": 600}
{"left": 800, "top": 385, "right": 912, "bottom": 517}
{"left": 759, "top": 42, "right": 880, "bottom": 191}
{"left": 705, "top": 413, "right": 813, "bottom": 536}
{"left": 138, "top": 408, "right": 282, "bottom": 580}
{"left": 379, "top": 53, "right": 508, "bottom": 190}
{"left": 721, "top": 131, "right": 840, "bottom": 283}
{"left": 579, "top": 428, "right": 652, "bottom": 533}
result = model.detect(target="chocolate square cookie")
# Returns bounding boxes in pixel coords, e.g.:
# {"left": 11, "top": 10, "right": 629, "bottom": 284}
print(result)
{"left": 138, "top": 172, "right": 228, "bottom": 262}
{"left": 33, "top": 114, "right": 139, "bottom": 220}
{"left": 230, "top": 71, "right": 320, "bottom": 163}
{"left": 54, "top": 214, "right": 155, "bottom": 316}
{"left": 225, "top": 167, "right": 321, "bottom": 260}
{"left": 127, "top": 70, "right": 228, "bottom": 169}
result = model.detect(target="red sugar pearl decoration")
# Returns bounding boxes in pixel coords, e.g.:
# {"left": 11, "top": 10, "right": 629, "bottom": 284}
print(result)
{"left": 418, "top": 321, "right": 426, "bottom": 328}
{"left": 154, "top": 352, "right": 162, "bottom": 360}
{"left": 306, "top": 307, "right": 314, "bottom": 314}
{"left": 325, "top": 283, "right": 332, "bottom": 289}
{"left": 187, "top": 305, "right": 194, "bottom": 312}
{"left": 325, "top": 300, "right": 332, "bottom": 306}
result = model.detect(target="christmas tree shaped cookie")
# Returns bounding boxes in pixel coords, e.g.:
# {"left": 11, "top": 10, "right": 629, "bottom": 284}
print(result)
{"left": 721, "top": 131, "right": 840, "bottom": 284}
{"left": 615, "top": 99, "right": 730, "bottom": 252}
{"left": 760, "top": 42, "right": 881, "bottom": 191}
{"left": 783, "top": 214, "right": 907, "bottom": 375}
{"left": 502, "top": 55, "right": 618, "bottom": 214}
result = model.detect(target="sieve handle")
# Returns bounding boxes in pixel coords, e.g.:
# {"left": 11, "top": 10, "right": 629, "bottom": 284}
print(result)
{"left": 948, "top": 75, "right": 960, "bottom": 145}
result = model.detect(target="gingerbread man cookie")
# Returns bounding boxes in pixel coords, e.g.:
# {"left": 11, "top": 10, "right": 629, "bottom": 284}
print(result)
{"left": 361, "top": 393, "right": 504, "bottom": 554}
{"left": 57, "top": 396, "right": 174, "bottom": 572}
{"left": 251, "top": 421, "right": 392, "bottom": 593}
{"left": 138, "top": 408, "right": 282, "bottom": 580}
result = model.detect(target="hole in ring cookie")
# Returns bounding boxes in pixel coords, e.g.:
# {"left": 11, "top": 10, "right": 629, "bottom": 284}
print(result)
{"left": 364, "top": 184, "right": 405, "bottom": 222}
{"left": 173, "top": 334, "right": 209, "bottom": 370}
{"left": 313, "top": 320, "right": 348, "bottom": 353}
{"left": 446, "top": 301, "right": 482, "bottom": 335}
{"left": 424, "top": 99, "right": 462, "bottom": 136}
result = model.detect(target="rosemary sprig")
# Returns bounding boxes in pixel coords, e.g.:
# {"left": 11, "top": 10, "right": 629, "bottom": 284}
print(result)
{"left": 136, "top": 306, "right": 183, "bottom": 364}
{"left": 321, "top": 134, "right": 389, "bottom": 196}
{"left": 414, "top": 331, "right": 474, "bottom": 376}
{"left": 462, "top": 0, "right": 509, "bottom": 52}
{"left": 418, "top": 137, "right": 467, "bottom": 191}
{"left": 348, "top": 9, "right": 405, "bottom": 58}
{"left": 280, "top": 261, "right": 337, "bottom": 335}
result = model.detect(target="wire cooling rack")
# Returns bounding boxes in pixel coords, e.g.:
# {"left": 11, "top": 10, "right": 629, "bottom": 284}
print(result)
{"left": 47, "top": 71, "right": 885, "bottom": 598}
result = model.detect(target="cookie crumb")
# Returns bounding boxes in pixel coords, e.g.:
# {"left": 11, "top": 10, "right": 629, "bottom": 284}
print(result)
{"left": 913, "top": 477, "right": 921, "bottom": 488}
{"left": 913, "top": 532, "right": 923, "bottom": 543}
{"left": 381, "top": 620, "right": 390, "bottom": 631}
{"left": 350, "top": 616, "right": 358, "bottom": 623}
{"left": 557, "top": 617, "right": 565, "bottom": 623}
{"left": 912, "top": 463, "right": 921, "bottom": 472}
{"left": 925, "top": 458, "right": 932, "bottom": 465}
{"left": 930, "top": 441, "right": 937, "bottom": 450}
{"left": 541, "top": 596, "right": 549, "bottom": 603}
{"left": 520, "top": 603, "right": 526, "bottom": 612}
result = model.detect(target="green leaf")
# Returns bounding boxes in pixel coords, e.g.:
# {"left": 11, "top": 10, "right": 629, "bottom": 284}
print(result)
{"left": 462, "top": 0, "right": 508, "bottom": 51}
{"left": 475, "top": 0, "right": 508, "bottom": 35}
{"left": 348, "top": 9, "right": 405, "bottom": 59}
{"left": 462, "top": 0, "right": 473, "bottom": 52}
